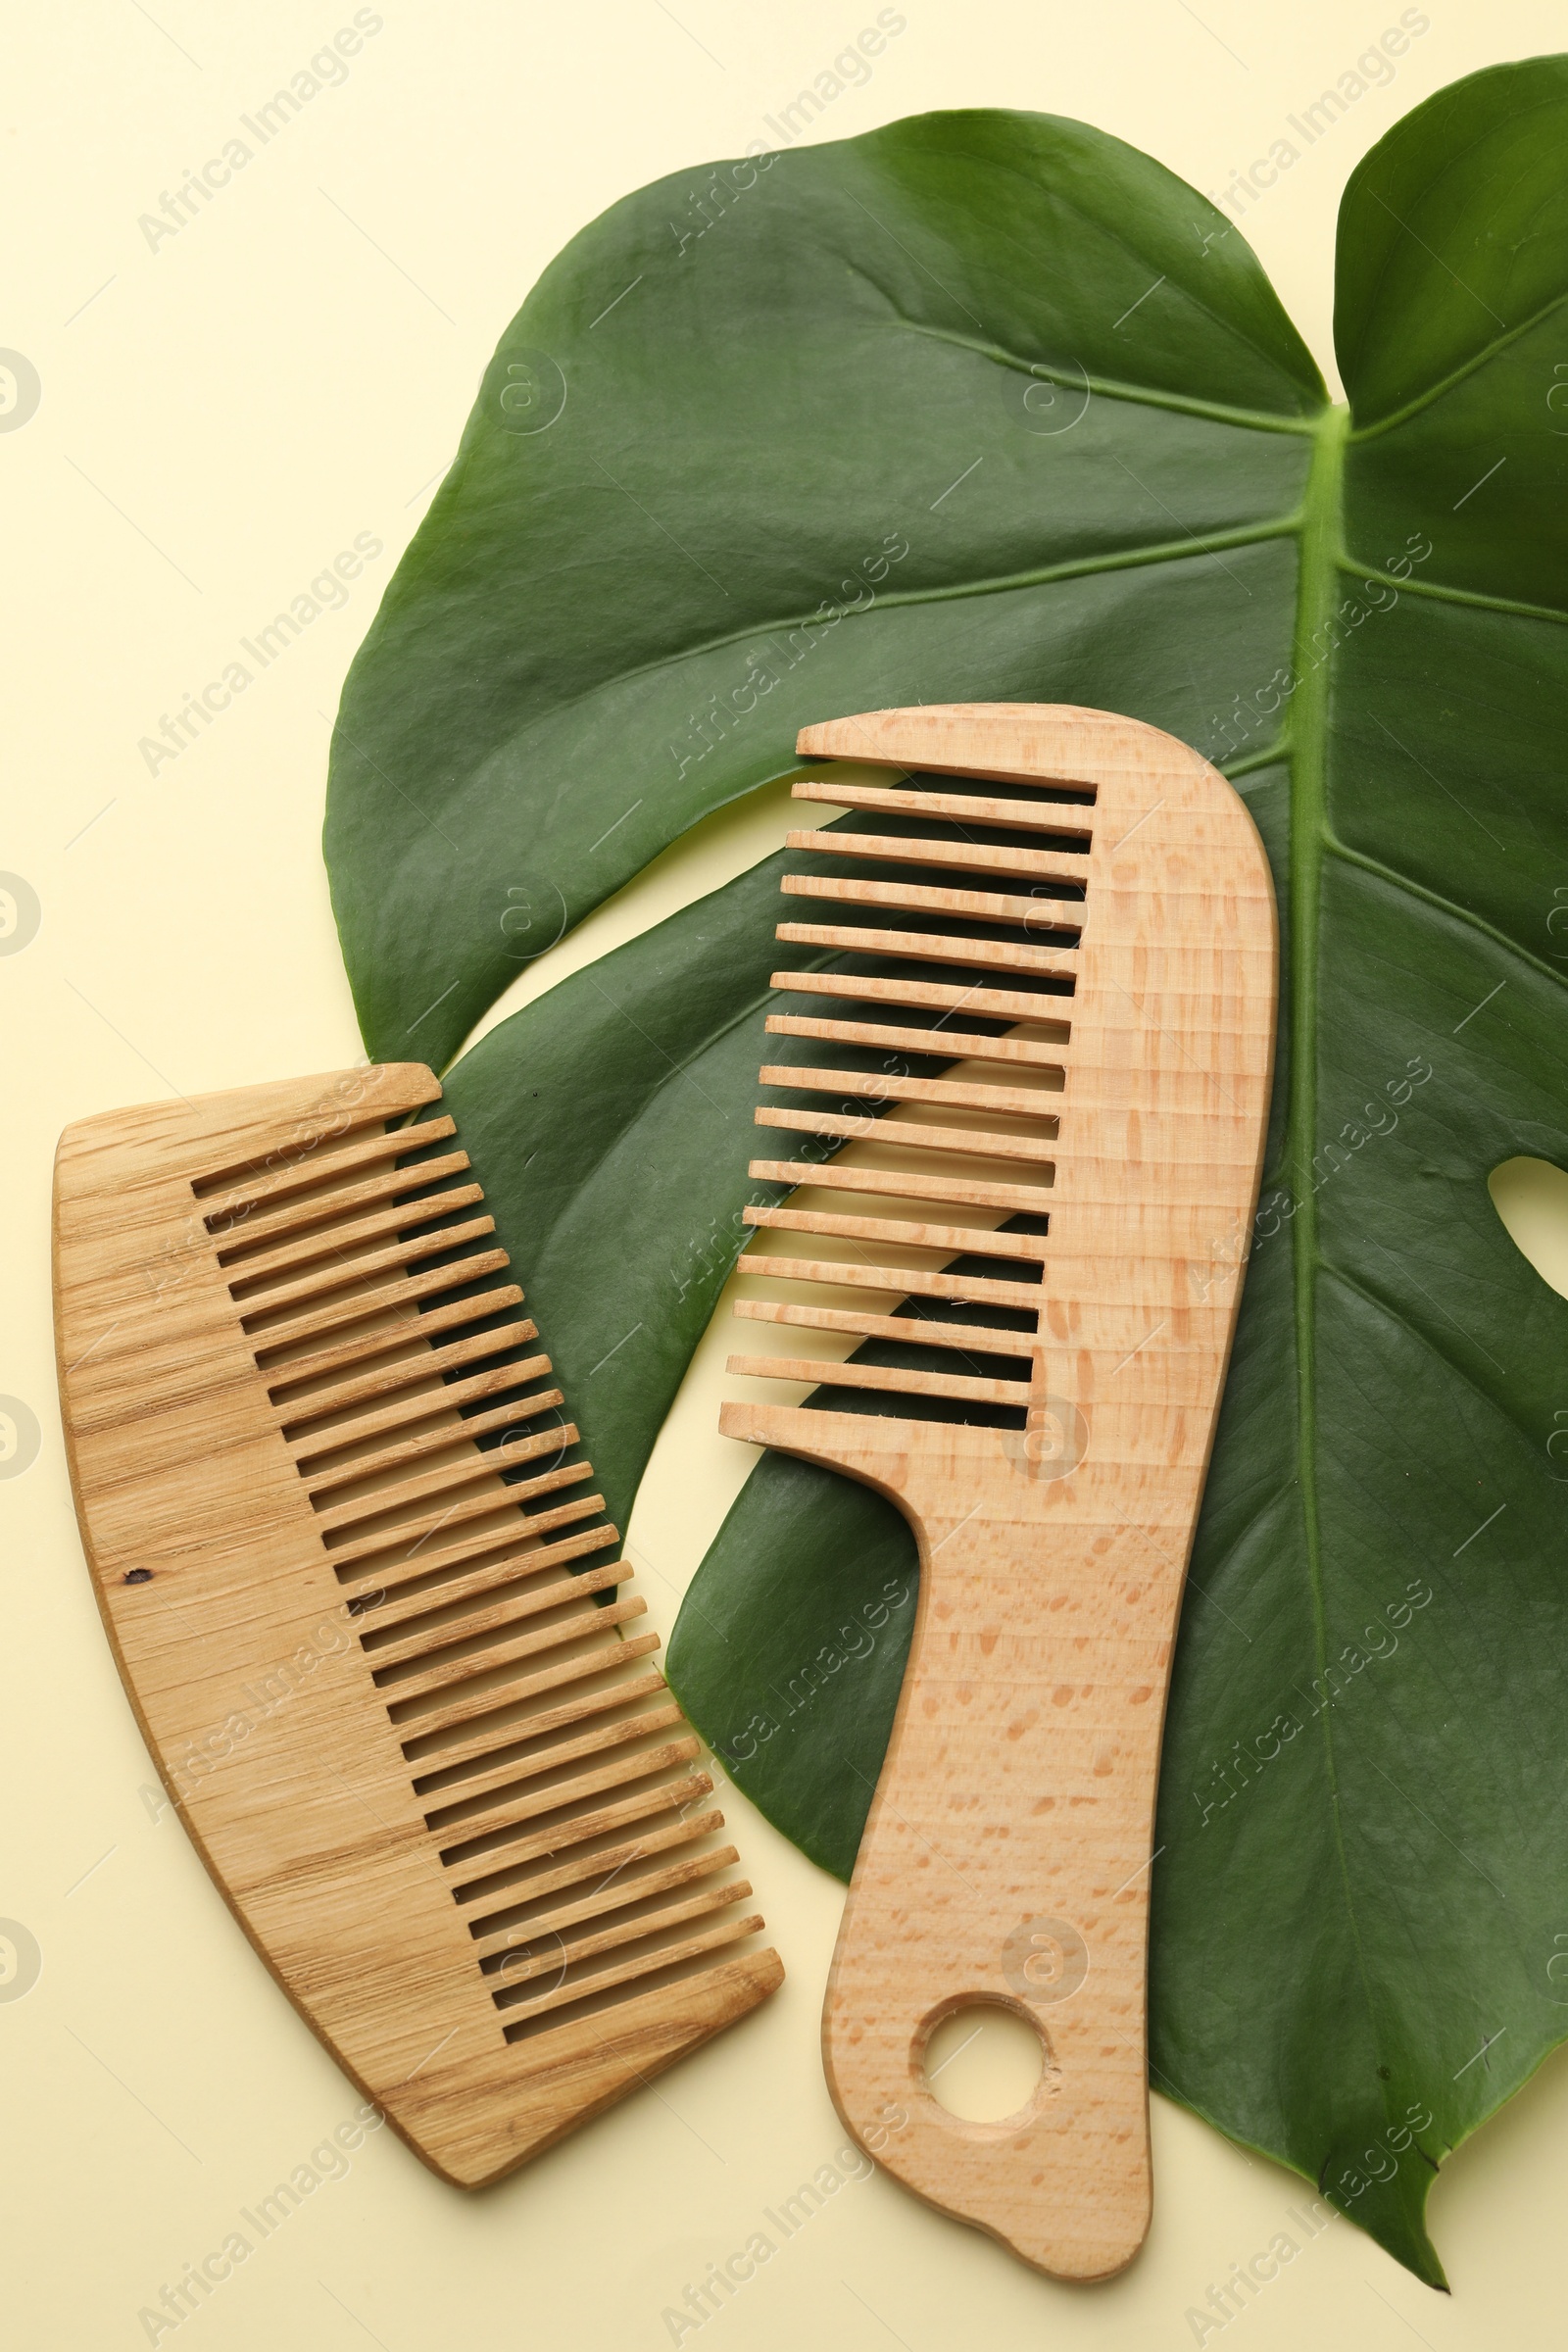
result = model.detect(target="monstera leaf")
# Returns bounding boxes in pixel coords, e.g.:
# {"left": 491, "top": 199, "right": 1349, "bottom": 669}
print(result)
{"left": 325, "top": 106, "right": 1321, "bottom": 1067}
{"left": 326, "top": 62, "right": 1568, "bottom": 2284}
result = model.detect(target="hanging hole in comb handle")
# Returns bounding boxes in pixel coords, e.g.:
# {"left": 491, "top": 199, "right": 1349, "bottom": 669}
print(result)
{"left": 919, "top": 2000, "right": 1051, "bottom": 2126}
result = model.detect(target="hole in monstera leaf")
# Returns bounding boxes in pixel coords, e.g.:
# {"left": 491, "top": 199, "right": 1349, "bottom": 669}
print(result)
{"left": 1489, "top": 1158, "right": 1568, "bottom": 1301}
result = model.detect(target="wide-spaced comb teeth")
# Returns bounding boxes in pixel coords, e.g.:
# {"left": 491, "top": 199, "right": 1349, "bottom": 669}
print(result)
{"left": 768, "top": 968, "right": 1071, "bottom": 1017}
{"left": 765, "top": 1013, "right": 1065, "bottom": 1067}
{"left": 779, "top": 872, "right": 1083, "bottom": 931}
{"left": 54, "top": 1062, "right": 781, "bottom": 2188}
{"left": 747, "top": 1157, "right": 1052, "bottom": 1213}
{"left": 784, "top": 825, "right": 1085, "bottom": 884}
{"left": 718, "top": 704, "right": 1276, "bottom": 2283}
{"left": 735, "top": 746, "right": 1075, "bottom": 1422}
{"left": 757, "top": 1110, "right": 1054, "bottom": 1164}
{"left": 774, "top": 918, "right": 1074, "bottom": 975}
{"left": 787, "top": 774, "right": 1095, "bottom": 837}
{"left": 757, "top": 1065, "right": 1058, "bottom": 1119}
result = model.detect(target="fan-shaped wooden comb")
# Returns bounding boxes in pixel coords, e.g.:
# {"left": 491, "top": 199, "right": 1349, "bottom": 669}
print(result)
{"left": 53, "top": 1063, "right": 780, "bottom": 2185}
{"left": 719, "top": 704, "right": 1276, "bottom": 2278}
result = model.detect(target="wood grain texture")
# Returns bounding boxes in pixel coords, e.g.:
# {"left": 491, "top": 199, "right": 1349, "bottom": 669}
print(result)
{"left": 719, "top": 704, "right": 1276, "bottom": 2278}
{"left": 54, "top": 1062, "right": 780, "bottom": 2188}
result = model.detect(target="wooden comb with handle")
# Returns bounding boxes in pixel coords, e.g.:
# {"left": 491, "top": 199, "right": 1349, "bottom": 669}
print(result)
{"left": 54, "top": 1062, "right": 781, "bottom": 2186}
{"left": 719, "top": 704, "right": 1275, "bottom": 2278}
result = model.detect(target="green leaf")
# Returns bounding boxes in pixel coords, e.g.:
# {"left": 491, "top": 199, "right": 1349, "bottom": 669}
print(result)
{"left": 665, "top": 63, "right": 1568, "bottom": 2286}
{"left": 325, "top": 107, "right": 1321, "bottom": 1068}
{"left": 333, "top": 65, "right": 1568, "bottom": 2284}
{"left": 1152, "top": 55, "right": 1568, "bottom": 2283}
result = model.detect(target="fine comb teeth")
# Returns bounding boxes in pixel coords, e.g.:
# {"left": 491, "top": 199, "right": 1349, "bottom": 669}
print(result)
{"left": 719, "top": 704, "right": 1276, "bottom": 2282}
{"left": 53, "top": 1064, "right": 780, "bottom": 2187}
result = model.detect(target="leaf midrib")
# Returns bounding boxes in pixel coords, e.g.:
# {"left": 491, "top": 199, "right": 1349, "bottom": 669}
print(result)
{"left": 1284, "top": 399, "right": 1390, "bottom": 2098}
{"left": 1264, "top": 388, "right": 1560, "bottom": 2175}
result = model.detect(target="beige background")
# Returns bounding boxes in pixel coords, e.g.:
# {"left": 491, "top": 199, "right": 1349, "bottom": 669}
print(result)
{"left": 6, "top": 3, "right": 1568, "bottom": 2345}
